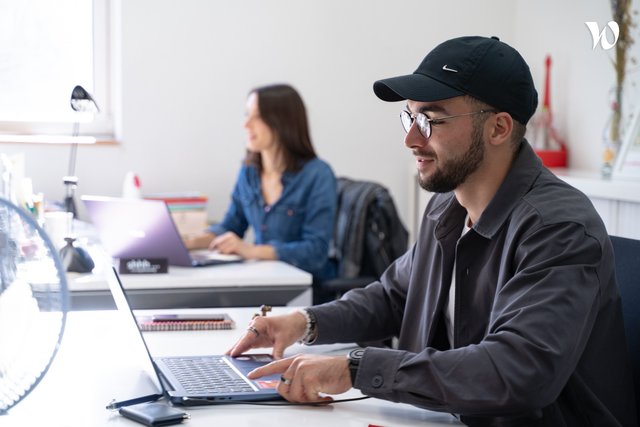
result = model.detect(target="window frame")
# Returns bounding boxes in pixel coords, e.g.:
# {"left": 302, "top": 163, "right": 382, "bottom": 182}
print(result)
{"left": 0, "top": 0, "right": 117, "bottom": 143}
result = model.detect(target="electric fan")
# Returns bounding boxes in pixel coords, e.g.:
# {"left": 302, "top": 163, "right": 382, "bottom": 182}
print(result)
{"left": 0, "top": 197, "right": 69, "bottom": 414}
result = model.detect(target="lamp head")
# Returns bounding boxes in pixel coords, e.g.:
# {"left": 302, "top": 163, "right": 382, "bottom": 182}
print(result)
{"left": 70, "top": 85, "right": 99, "bottom": 113}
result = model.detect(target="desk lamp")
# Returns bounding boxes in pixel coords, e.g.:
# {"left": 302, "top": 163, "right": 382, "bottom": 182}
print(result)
{"left": 59, "top": 85, "right": 97, "bottom": 273}
{"left": 65, "top": 85, "right": 99, "bottom": 218}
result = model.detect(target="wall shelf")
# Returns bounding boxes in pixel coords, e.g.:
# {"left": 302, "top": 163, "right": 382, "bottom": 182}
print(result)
{"left": 553, "top": 169, "right": 640, "bottom": 239}
{"left": 552, "top": 169, "right": 640, "bottom": 204}
{"left": 409, "top": 170, "right": 640, "bottom": 241}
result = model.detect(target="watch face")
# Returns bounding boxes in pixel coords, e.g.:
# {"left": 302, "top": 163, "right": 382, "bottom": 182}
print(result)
{"left": 349, "top": 348, "right": 364, "bottom": 360}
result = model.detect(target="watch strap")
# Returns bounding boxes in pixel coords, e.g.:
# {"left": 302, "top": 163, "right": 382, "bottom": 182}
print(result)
{"left": 347, "top": 348, "right": 364, "bottom": 385}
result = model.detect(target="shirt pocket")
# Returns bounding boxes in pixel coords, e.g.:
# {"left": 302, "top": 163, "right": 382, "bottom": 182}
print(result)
{"left": 265, "top": 204, "right": 306, "bottom": 241}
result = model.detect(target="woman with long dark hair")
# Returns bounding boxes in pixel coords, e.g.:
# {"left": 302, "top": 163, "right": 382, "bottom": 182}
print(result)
{"left": 186, "top": 84, "right": 337, "bottom": 284}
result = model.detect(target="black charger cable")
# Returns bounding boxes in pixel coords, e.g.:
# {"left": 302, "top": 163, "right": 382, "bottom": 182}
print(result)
{"left": 179, "top": 395, "right": 371, "bottom": 406}
{"left": 106, "top": 394, "right": 370, "bottom": 410}
{"left": 106, "top": 393, "right": 164, "bottom": 410}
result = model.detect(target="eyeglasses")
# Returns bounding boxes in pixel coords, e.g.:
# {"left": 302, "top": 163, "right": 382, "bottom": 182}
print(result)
{"left": 400, "top": 109, "right": 498, "bottom": 139}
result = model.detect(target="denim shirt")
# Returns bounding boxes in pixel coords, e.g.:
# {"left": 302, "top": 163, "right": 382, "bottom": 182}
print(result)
{"left": 209, "top": 158, "right": 337, "bottom": 280}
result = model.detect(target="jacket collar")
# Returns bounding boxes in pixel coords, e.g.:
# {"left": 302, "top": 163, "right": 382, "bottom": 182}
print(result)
{"left": 427, "top": 140, "right": 542, "bottom": 240}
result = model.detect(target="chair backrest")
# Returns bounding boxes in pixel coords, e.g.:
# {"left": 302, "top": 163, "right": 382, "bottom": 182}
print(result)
{"left": 609, "top": 235, "right": 640, "bottom": 420}
{"left": 332, "top": 177, "right": 408, "bottom": 280}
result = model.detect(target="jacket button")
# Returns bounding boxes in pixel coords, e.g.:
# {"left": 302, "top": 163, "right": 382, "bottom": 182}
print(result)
{"left": 372, "top": 375, "right": 384, "bottom": 388}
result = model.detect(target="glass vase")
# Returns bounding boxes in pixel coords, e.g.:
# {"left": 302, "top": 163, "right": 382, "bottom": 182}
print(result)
{"left": 601, "top": 101, "right": 622, "bottom": 179}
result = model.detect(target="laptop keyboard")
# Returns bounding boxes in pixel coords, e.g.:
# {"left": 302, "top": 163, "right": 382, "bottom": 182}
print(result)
{"left": 164, "top": 356, "right": 255, "bottom": 394}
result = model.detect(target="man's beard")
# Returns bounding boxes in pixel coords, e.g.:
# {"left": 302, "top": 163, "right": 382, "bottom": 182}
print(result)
{"left": 418, "top": 123, "right": 485, "bottom": 193}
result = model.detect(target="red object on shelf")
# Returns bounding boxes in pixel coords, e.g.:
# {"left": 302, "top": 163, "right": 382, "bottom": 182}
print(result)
{"left": 532, "top": 55, "right": 567, "bottom": 168}
{"left": 535, "top": 145, "right": 567, "bottom": 168}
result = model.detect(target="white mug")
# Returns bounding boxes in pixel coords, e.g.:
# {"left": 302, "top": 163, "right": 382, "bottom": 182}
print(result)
{"left": 43, "top": 211, "right": 73, "bottom": 249}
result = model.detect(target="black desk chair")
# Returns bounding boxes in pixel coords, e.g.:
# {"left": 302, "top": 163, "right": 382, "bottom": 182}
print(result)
{"left": 315, "top": 177, "right": 408, "bottom": 304}
{"left": 610, "top": 235, "right": 640, "bottom": 421}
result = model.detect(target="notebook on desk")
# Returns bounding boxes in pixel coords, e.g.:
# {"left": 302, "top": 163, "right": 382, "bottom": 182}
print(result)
{"left": 107, "top": 266, "right": 282, "bottom": 405}
{"left": 82, "top": 196, "right": 242, "bottom": 267}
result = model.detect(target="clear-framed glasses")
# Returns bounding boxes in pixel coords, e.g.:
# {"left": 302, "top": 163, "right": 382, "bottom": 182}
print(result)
{"left": 400, "top": 109, "right": 498, "bottom": 139}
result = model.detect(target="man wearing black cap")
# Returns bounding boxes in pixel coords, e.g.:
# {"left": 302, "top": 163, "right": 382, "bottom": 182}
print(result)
{"left": 229, "top": 36, "right": 637, "bottom": 426}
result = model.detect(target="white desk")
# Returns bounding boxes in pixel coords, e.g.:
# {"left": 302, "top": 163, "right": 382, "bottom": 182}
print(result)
{"left": 5, "top": 308, "right": 461, "bottom": 426}
{"left": 68, "top": 260, "right": 313, "bottom": 310}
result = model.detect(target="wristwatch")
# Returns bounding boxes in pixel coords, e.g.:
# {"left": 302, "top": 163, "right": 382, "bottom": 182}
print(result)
{"left": 347, "top": 348, "right": 364, "bottom": 384}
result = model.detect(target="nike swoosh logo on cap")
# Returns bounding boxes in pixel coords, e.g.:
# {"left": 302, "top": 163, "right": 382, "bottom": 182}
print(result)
{"left": 442, "top": 65, "right": 458, "bottom": 73}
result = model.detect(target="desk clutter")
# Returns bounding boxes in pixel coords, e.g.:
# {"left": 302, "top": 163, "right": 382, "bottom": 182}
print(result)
{"left": 144, "top": 192, "right": 208, "bottom": 239}
{"left": 118, "top": 257, "right": 169, "bottom": 274}
{"left": 136, "top": 313, "right": 235, "bottom": 332}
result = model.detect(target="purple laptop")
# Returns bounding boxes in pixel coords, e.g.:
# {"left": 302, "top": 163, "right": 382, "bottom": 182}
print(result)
{"left": 82, "top": 196, "right": 241, "bottom": 267}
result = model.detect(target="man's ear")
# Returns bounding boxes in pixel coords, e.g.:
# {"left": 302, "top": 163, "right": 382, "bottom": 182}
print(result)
{"left": 487, "top": 112, "right": 513, "bottom": 147}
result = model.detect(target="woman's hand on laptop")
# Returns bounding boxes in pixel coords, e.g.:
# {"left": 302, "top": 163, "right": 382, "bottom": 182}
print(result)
{"left": 210, "top": 232, "right": 250, "bottom": 257}
{"left": 183, "top": 231, "right": 215, "bottom": 250}
{"left": 211, "top": 232, "right": 277, "bottom": 261}
{"left": 226, "top": 311, "right": 307, "bottom": 359}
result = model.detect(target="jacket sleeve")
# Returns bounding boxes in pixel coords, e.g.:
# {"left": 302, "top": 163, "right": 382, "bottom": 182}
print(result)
{"left": 308, "top": 243, "right": 414, "bottom": 344}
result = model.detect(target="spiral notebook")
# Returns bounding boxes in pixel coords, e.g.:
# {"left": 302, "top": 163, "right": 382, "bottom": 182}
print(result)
{"left": 136, "top": 313, "right": 235, "bottom": 332}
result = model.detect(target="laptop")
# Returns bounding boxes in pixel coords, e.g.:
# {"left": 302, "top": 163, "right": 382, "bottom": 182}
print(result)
{"left": 107, "top": 266, "right": 282, "bottom": 405}
{"left": 82, "top": 196, "right": 242, "bottom": 267}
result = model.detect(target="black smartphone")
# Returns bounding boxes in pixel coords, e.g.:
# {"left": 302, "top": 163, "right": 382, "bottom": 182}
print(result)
{"left": 151, "top": 313, "right": 227, "bottom": 322}
{"left": 119, "top": 403, "right": 189, "bottom": 426}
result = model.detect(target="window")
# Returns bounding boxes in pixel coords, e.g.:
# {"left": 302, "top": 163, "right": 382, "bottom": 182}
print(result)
{"left": 0, "top": 0, "right": 114, "bottom": 140}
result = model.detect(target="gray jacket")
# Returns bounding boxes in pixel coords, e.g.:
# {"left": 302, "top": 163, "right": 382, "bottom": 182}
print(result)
{"left": 309, "top": 141, "right": 637, "bottom": 426}
{"left": 332, "top": 177, "right": 408, "bottom": 279}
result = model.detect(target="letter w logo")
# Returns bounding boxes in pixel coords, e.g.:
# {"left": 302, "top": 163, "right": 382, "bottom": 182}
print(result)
{"left": 585, "top": 21, "right": 620, "bottom": 50}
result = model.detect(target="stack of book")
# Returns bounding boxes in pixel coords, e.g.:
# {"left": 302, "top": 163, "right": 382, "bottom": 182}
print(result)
{"left": 145, "top": 192, "right": 208, "bottom": 238}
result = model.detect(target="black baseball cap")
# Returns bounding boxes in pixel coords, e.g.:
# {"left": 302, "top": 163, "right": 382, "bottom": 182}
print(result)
{"left": 373, "top": 36, "right": 538, "bottom": 124}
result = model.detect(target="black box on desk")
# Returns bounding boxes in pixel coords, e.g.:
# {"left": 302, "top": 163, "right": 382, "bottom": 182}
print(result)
{"left": 118, "top": 258, "right": 169, "bottom": 274}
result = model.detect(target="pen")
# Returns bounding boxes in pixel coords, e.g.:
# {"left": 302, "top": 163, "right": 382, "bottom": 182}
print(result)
{"left": 105, "top": 393, "right": 163, "bottom": 410}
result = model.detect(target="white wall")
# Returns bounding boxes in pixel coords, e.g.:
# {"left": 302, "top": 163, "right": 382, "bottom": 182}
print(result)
{"left": 2, "top": 0, "right": 630, "bottom": 234}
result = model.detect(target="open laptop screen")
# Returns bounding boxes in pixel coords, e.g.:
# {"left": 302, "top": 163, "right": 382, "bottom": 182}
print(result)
{"left": 106, "top": 267, "right": 280, "bottom": 405}
{"left": 83, "top": 196, "right": 242, "bottom": 267}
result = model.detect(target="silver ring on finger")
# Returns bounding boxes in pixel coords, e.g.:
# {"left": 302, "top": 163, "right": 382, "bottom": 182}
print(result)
{"left": 280, "top": 376, "right": 292, "bottom": 385}
{"left": 247, "top": 326, "right": 260, "bottom": 337}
